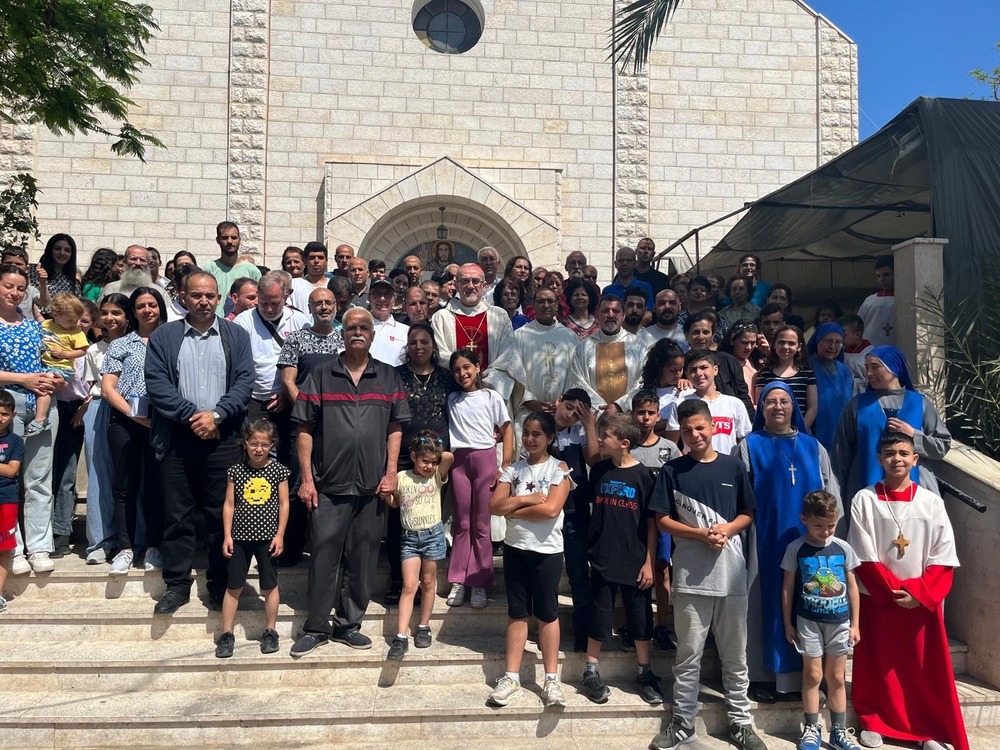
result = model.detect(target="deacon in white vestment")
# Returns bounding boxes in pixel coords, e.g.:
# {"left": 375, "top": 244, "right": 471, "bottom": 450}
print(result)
{"left": 857, "top": 258, "right": 896, "bottom": 347}
{"left": 512, "top": 288, "right": 580, "bottom": 431}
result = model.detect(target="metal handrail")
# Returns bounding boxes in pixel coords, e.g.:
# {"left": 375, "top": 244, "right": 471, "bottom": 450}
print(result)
{"left": 938, "top": 477, "right": 988, "bottom": 513}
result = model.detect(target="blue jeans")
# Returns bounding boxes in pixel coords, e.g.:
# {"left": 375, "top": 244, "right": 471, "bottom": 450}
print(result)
{"left": 562, "top": 513, "right": 591, "bottom": 645}
{"left": 83, "top": 399, "right": 115, "bottom": 553}
{"left": 400, "top": 522, "right": 447, "bottom": 562}
{"left": 10, "top": 390, "right": 57, "bottom": 555}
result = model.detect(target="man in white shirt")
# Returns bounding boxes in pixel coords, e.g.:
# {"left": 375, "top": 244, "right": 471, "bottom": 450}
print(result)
{"left": 232, "top": 272, "right": 310, "bottom": 460}
{"left": 368, "top": 278, "right": 409, "bottom": 366}
{"left": 857, "top": 256, "right": 895, "bottom": 347}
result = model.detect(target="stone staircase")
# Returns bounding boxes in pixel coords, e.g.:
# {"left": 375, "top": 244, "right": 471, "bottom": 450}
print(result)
{"left": 2, "top": 549, "right": 999, "bottom": 750}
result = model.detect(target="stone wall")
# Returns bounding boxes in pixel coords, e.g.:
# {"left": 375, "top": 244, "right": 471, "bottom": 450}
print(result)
{"left": 18, "top": 0, "right": 856, "bottom": 281}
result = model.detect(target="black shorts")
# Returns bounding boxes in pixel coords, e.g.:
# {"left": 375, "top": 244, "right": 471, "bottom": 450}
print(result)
{"left": 503, "top": 544, "right": 563, "bottom": 623}
{"left": 228, "top": 539, "right": 278, "bottom": 591}
{"left": 588, "top": 569, "right": 653, "bottom": 642}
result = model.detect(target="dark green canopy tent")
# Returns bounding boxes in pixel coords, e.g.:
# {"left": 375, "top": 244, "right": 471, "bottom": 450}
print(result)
{"left": 698, "top": 97, "right": 1000, "bottom": 307}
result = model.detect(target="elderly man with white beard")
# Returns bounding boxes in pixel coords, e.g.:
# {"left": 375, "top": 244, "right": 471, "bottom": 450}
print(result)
{"left": 430, "top": 263, "right": 526, "bottom": 401}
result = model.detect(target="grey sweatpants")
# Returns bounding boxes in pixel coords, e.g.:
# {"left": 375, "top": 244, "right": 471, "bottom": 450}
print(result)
{"left": 672, "top": 591, "right": 753, "bottom": 727}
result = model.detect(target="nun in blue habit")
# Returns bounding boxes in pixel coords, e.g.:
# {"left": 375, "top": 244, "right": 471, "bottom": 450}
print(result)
{"left": 736, "top": 381, "right": 839, "bottom": 698}
{"left": 808, "top": 322, "right": 856, "bottom": 453}
{"left": 831, "top": 345, "right": 951, "bottom": 518}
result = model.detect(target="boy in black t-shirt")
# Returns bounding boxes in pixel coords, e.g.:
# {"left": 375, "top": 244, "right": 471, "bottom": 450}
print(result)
{"left": 582, "top": 413, "right": 662, "bottom": 706}
{"left": 0, "top": 390, "right": 24, "bottom": 614}
{"left": 649, "top": 399, "right": 766, "bottom": 750}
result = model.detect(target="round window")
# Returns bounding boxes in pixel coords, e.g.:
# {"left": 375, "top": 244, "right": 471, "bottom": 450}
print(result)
{"left": 413, "top": 0, "right": 483, "bottom": 54}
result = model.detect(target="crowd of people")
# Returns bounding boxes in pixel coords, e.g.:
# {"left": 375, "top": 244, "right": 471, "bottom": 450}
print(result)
{"left": 0, "top": 225, "right": 967, "bottom": 750}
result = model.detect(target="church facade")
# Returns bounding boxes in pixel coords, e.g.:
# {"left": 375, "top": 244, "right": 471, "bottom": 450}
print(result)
{"left": 0, "top": 0, "right": 857, "bottom": 277}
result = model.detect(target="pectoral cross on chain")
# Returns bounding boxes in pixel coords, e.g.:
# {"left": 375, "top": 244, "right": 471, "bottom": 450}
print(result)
{"left": 788, "top": 464, "right": 796, "bottom": 486}
{"left": 893, "top": 532, "right": 910, "bottom": 559}
{"left": 467, "top": 341, "right": 477, "bottom": 352}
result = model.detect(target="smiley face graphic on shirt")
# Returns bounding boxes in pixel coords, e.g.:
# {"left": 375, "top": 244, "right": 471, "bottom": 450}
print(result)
{"left": 243, "top": 477, "right": 272, "bottom": 505}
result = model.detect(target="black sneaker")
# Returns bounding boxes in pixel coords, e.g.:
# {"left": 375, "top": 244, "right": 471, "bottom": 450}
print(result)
{"left": 289, "top": 632, "right": 329, "bottom": 657}
{"left": 637, "top": 670, "right": 664, "bottom": 705}
{"left": 332, "top": 628, "right": 373, "bottom": 650}
{"left": 653, "top": 625, "right": 676, "bottom": 652}
{"left": 385, "top": 583, "right": 402, "bottom": 606}
{"left": 387, "top": 636, "right": 408, "bottom": 661}
{"left": 215, "top": 631, "right": 235, "bottom": 659}
{"left": 260, "top": 628, "right": 279, "bottom": 654}
{"left": 414, "top": 625, "right": 432, "bottom": 649}
{"left": 729, "top": 722, "right": 768, "bottom": 750}
{"left": 649, "top": 718, "right": 696, "bottom": 749}
{"left": 619, "top": 626, "right": 635, "bottom": 652}
{"left": 581, "top": 670, "right": 610, "bottom": 704}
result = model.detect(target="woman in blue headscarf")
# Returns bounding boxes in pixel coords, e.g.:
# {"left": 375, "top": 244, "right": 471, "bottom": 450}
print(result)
{"left": 808, "top": 322, "right": 856, "bottom": 452}
{"left": 737, "top": 381, "right": 839, "bottom": 700}
{"left": 832, "top": 345, "right": 951, "bottom": 517}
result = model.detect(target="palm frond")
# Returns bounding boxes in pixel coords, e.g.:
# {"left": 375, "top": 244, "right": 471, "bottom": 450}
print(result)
{"left": 608, "top": 0, "right": 684, "bottom": 75}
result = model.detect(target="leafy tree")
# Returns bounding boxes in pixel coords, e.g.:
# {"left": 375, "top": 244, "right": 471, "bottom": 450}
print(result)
{"left": 970, "top": 41, "right": 1000, "bottom": 101}
{"left": 0, "top": 0, "right": 163, "bottom": 160}
{"left": 0, "top": 173, "right": 39, "bottom": 250}
{"left": 610, "top": 0, "right": 684, "bottom": 74}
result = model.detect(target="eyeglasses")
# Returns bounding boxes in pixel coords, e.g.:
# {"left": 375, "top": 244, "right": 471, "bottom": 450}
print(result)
{"left": 820, "top": 339, "right": 845, "bottom": 348}
{"left": 246, "top": 441, "right": 273, "bottom": 449}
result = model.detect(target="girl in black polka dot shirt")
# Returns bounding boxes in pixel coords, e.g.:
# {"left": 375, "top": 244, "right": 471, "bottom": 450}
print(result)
{"left": 216, "top": 419, "right": 291, "bottom": 659}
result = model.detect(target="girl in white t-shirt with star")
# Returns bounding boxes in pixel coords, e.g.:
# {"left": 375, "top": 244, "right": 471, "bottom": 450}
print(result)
{"left": 486, "top": 412, "right": 574, "bottom": 709}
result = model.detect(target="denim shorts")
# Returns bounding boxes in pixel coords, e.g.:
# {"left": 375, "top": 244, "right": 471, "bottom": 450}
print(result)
{"left": 400, "top": 522, "right": 447, "bottom": 562}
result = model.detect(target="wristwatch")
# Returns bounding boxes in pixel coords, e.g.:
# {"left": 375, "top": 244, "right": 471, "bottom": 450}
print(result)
{"left": 211, "top": 411, "right": 222, "bottom": 425}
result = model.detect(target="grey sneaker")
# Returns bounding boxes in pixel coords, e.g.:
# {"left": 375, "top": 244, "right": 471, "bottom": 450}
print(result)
{"left": 470, "top": 587, "right": 487, "bottom": 608}
{"left": 28, "top": 552, "right": 54, "bottom": 573}
{"left": 858, "top": 731, "right": 883, "bottom": 748}
{"left": 109, "top": 549, "right": 134, "bottom": 576}
{"left": 446, "top": 583, "right": 466, "bottom": 606}
{"left": 0, "top": 595, "right": 7, "bottom": 614}
{"left": 649, "top": 718, "right": 696, "bottom": 749}
{"left": 86, "top": 548, "right": 107, "bottom": 565}
{"left": 143, "top": 547, "right": 163, "bottom": 571}
{"left": 542, "top": 677, "right": 565, "bottom": 707}
{"left": 23, "top": 420, "right": 49, "bottom": 437}
{"left": 487, "top": 675, "right": 522, "bottom": 707}
{"left": 11, "top": 554, "right": 30, "bottom": 575}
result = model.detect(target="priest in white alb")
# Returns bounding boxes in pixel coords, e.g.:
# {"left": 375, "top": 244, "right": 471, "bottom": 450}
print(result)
{"left": 568, "top": 294, "right": 649, "bottom": 412}
{"left": 512, "top": 286, "right": 580, "bottom": 426}
{"left": 431, "top": 262, "right": 526, "bottom": 401}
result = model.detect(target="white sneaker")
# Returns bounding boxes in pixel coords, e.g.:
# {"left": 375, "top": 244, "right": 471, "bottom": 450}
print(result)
{"left": 109, "top": 550, "right": 134, "bottom": 575}
{"left": 470, "top": 587, "right": 487, "bottom": 609}
{"left": 86, "top": 548, "right": 107, "bottom": 565}
{"left": 487, "top": 675, "right": 522, "bottom": 707}
{"left": 11, "top": 555, "right": 30, "bottom": 575}
{"left": 446, "top": 583, "right": 466, "bottom": 607}
{"left": 542, "top": 677, "right": 565, "bottom": 707}
{"left": 143, "top": 547, "right": 163, "bottom": 571}
{"left": 27, "top": 552, "right": 54, "bottom": 573}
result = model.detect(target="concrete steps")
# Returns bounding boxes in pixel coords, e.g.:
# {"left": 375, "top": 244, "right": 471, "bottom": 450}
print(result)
{"left": 2, "top": 550, "right": 996, "bottom": 749}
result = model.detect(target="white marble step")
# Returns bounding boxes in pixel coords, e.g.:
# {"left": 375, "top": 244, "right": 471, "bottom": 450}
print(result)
{"left": 3, "top": 677, "right": 999, "bottom": 749}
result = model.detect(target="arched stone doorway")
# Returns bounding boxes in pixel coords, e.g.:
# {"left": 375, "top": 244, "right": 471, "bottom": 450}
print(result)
{"left": 325, "top": 156, "right": 559, "bottom": 267}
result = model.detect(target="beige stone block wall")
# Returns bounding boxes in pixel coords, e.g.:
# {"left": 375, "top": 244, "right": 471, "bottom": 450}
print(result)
{"left": 646, "top": 0, "right": 858, "bottom": 272}
{"left": 29, "top": 0, "right": 233, "bottom": 265}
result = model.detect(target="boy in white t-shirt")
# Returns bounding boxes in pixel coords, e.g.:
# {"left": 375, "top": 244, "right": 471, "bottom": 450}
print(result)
{"left": 662, "top": 349, "right": 752, "bottom": 455}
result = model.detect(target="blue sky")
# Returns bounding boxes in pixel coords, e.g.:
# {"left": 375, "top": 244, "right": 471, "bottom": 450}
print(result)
{"left": 807, "top": 0, "right": 999, "bottom": 138}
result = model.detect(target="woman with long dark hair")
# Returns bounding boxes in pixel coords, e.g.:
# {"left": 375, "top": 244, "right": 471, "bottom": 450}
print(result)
{"left": 560, "top": 278, "right": 599, "bottom": 340}
{"left": 34, "top": 233, "right": 81, "bottom": 312}
{"left": 100, "top": 287, "right": 168, "bottom": 574}
{"left": 81, "top": 248, "right": 121, "bottom": 302}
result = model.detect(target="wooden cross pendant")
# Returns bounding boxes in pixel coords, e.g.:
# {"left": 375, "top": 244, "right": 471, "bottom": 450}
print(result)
{"left": 893, "top": 532, "right": 910, "bottom": 558}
